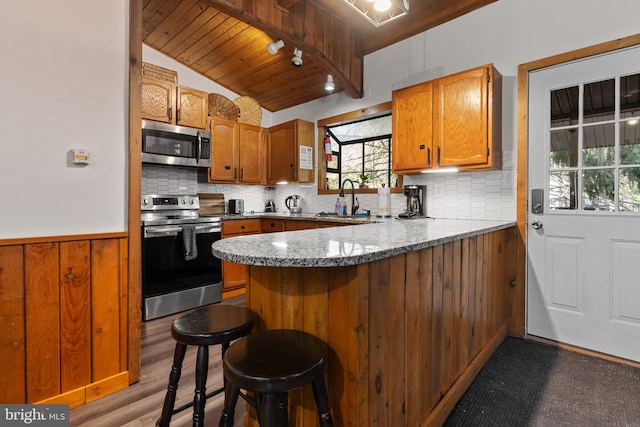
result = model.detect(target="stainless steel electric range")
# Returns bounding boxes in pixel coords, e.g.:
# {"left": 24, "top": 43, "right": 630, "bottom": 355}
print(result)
{"left": 141, "top": 194, "right": 222, "bottom": 321}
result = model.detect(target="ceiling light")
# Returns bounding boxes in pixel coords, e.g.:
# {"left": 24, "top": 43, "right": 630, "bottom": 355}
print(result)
{"left": 291, "top": 48, "right": 303, "bottom": 67}
{"left": 325, "top": 74, "right": 335, "bottom": 92}
{"left": 342, "top": 0, "right": 409, "bottom": 27}
{"left": 266, "top": 40, "right": 284, "bottom": 55}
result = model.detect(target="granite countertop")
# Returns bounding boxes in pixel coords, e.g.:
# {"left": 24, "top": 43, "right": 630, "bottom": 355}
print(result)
{"left": 212, "top": 217, "right": 516, "bottom": 268}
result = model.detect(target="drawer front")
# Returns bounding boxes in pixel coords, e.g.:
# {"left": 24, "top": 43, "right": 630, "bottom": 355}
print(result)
{"left": 222, "top": 218, "right": 262, "bottom": 235}
{"left": 262, "top": 219, "right": 285, "bottom": 233}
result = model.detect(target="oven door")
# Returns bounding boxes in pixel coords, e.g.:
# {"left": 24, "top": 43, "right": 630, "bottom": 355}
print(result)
{"left": 142, "top": 223, "right": 222, "bottom": 320}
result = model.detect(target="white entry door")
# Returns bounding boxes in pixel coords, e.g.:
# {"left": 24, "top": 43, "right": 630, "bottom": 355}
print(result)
{"left": 527, "top": 46, "right": 640, "bottom": 362}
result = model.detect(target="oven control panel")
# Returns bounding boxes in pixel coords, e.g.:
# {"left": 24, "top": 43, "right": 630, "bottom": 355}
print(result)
{"left": 141, "top": 194, "right": 199, "bottom": 211}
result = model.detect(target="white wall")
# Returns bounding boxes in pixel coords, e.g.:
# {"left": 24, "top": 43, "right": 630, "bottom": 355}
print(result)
{"left": 0, "top": 1, "right": 128, "bottom": 239}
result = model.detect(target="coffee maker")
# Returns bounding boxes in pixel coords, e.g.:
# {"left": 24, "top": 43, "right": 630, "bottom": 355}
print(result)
{"left": 263, "top": 186, "right": 276, "bottom": 212}
{"left": 399, "top": 185, "right": 426, "bottom": 218}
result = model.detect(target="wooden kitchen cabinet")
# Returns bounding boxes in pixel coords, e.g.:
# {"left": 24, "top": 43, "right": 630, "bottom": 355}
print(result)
{"left": 267, "top": 119, "right": 314, "bottom": 184}
{"left": 392, "top": 64, "right": 502, "bottom": 173}
{"left": 206, "top": 118, "right": 265, "bottom": 184}
{"left": 392, "top": 81, "right": 434, "bottom": 172}
{"left": 435, "top": 65, "right": 502, "bottom": 169}
{"left": 141, "top": 76, "right": 208, "bottom": 129}
{"left": 221, "top": 219, "right": 261, "bottom": 292}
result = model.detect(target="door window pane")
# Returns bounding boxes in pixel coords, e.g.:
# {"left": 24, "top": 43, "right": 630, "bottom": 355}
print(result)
{"left": 582, "top": 169, "right": 615, "bottom": 211}
{"left": 546, "top": 78, "right": 640, "bottom": 214}
{"left": 583, "top": 79, "right": 615, "bottom": 123}
{"left": 550, "top": 128, "right": 578, "bottom": 168}
{"left": 620, "top": 121, "right": 640, "bottom": 165}
{"left": 550, "top": 86, "right": 578, "bottom": 128}
{"left": 620, "top": 73, "right": 640, "bottom": 119}
{"left": 582, "top": 123, "right": 615, "bottom": 167}
{"left": 619, "top": 167, "right": 640, "bottom": 212}
{"left": 549, "top": 171, "right": 577, "bottom": 210}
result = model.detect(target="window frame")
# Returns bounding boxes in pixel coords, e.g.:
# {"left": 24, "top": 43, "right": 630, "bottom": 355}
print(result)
{"left": 316, "top": 101, "right": 403, "bottom": 195}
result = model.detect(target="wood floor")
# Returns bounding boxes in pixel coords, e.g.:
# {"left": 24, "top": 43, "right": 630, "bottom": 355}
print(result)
{"left": 70, "top": 296, "right": 246, "bottom": 427}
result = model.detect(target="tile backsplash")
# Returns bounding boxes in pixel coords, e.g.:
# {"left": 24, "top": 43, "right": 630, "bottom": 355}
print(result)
{"left": 142, "top": 164, "right": 199, "bottom": 195}
{"left": 142, "top": 163, "right": 516, "bottom": 221}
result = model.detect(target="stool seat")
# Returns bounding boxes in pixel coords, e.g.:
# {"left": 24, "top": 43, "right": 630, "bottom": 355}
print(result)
{"left": 157, "top": 304, "right": 254, "bottom": 427}
{"left": 220, "top": 329, "right": 333, "bottom": 427}
{"left": 223, "top": 329, "right": 326, "bottom": 394}
{"left": 172, "top": 304, "right": 254, "bottom": 346}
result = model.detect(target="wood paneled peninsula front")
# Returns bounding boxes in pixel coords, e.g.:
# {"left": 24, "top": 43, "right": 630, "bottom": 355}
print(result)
{"left": 212, "top": 218, "right": 516, "bottom": 427}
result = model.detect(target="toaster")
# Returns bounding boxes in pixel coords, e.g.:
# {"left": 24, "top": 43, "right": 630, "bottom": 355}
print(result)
{"left": 228, "top": 199, "right": 244, "bottom": 214}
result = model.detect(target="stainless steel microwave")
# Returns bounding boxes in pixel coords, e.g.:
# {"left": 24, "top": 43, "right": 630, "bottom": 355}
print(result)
{"left": 142, "top": 120, "right": 211, "bottom": 168}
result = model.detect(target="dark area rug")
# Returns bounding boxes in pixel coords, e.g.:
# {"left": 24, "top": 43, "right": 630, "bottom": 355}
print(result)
{"left": 444, "top": 335, "right": 640, "bottom": 427}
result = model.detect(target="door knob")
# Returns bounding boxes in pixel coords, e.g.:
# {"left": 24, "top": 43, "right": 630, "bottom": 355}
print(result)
{"left": 531, "top": 220, "right": 543, "bottom": 230}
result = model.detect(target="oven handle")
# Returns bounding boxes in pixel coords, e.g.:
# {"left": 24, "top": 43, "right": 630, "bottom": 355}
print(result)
{"left": 143, "top": 224, "right": 221, "bottom": 238}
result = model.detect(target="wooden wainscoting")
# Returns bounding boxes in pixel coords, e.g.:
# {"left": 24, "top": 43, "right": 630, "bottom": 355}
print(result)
{"left": 0, "top": 233, "right": 129, "bottom": 407}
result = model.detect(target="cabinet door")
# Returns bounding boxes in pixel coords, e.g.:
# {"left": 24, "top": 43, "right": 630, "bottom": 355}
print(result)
{"left": 238, "top": 123, "right": 263, "bottom": 184}
{"left": 435, "top": 66, "right": 489, "bottom": 166}
{"left": 295, "top": 120, "right": 315, "bottom": 183}
{"left": 221, "top": 260, "right": 247, "bottom": 291}
{"left": 176, "top": 86, "right": 208, "bottom": 129}
{"left": 392, "top": 82, "right": 433, "bottom": 172}
{"left": 141, "top": 77, "right": 174, "bottom": 123}
{"left": 209, "top": 119, "right": 237, "bottom": 182}
{"left": 221, "top": 219, "right": 261, "bottom": 291}
{"left": 268, "top": 122, "right": 296, "bottom": 183}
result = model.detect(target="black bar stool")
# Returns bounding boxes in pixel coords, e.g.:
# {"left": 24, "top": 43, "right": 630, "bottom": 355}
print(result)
{"left": 219, "top": 329, "right": 334, "bottom": 427}
{"left": 157, "top": 304, "right": 254, "bottom": 427}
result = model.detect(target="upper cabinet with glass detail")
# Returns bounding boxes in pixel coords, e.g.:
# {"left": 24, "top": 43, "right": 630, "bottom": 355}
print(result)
{"left": 548, "top": 73, "right": 640, "bottom": 213}
{"left": 391, "top": 64, "right": 503, "bottom": 173}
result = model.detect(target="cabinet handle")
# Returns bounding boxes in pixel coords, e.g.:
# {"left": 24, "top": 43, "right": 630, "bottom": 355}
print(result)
{"left": 168, "top": 107, "right": 172, "bottom": 121}
{"left": 427, "top": 147, "right": 431, "bottom": 166}
{"left": 176, "top": 109, "right": 180, "bottom": 123}
{"left": 241, "top": 225, "right": 245, "bottom": 230}
{"left": 240, "top": 168, "right": 244, "bottom": 179}
{"left": 437, "top": 146, "right": 441, "bottom": 165}
{"left": 234, "top": 168, "right": 237, "bottom": 179}
{"left": 290, "top": 163, "right": 295, "bottom": 179}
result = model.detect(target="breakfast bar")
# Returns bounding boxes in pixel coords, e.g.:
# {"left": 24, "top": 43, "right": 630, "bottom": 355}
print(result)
{"left": 212, "top": 218, "right": 517, "bottom": 426}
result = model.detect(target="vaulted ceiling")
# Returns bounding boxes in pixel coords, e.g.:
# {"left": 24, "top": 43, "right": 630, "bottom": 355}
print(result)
{"left": 142, "top": 0, "right": 497, "bottom": 112}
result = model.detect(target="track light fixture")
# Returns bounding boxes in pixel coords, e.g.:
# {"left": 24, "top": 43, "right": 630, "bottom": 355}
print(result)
{"left": 291, "top": 48, "right": 303, "bottom": 67}
{"left": 266, "top": 39, "right": 284, "bottom": 55}
{"left": 325, "top": 74, "right": 335, "bottom": 92}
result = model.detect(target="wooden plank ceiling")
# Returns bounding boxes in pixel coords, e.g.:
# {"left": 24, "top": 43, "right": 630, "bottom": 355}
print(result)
{"left": 142, "top": 0, "right": 496, "bottom": 112}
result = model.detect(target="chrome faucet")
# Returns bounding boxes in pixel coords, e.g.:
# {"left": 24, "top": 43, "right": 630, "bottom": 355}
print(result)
{"left": 339, "top": 178, "right": 359, "bottom": 216}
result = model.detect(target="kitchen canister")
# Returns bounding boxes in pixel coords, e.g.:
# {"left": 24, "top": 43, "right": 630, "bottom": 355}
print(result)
{"left": 377, "top": 186, "right": 391, "bottom": 217}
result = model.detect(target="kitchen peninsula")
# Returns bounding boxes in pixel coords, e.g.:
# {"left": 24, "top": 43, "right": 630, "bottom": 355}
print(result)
{"left": 212, "top": 218, "right": 516, "bottom": 426}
